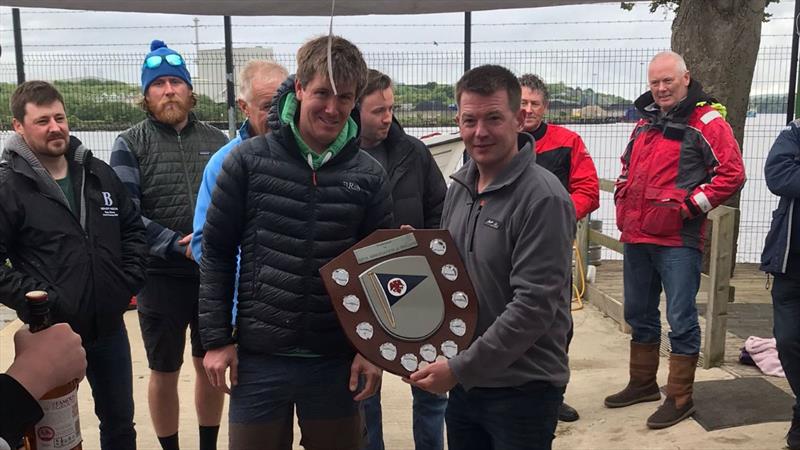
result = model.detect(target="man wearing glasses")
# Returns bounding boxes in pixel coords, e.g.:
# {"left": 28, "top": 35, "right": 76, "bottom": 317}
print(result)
{"left": 110, "top": 40, "right": 228, "bottom": 450}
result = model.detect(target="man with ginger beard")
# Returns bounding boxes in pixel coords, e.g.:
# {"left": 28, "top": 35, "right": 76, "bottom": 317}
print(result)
{"left": 110, "top": 40, "right": 228, "bottom": 450}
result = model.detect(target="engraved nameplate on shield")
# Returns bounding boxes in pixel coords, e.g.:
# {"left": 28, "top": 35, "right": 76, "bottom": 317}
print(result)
{"left": 320, "top": 229, "right": 478, "bottom": 377}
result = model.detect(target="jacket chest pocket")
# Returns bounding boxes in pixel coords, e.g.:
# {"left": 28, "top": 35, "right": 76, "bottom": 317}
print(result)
{"left": 470, "top": 209, "right": 508, "bottom": 260}
{"left": 640, "top": 186, "right": 687, "bottom": 236}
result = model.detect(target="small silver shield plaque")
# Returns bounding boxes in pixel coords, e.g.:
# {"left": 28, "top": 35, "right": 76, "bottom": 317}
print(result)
{"left": 380, "top": 343, "right": 397, "bottom": 361}
{"left": 430, "top": 239, "right": 447, "bottom": 256}
{"left": 332, "top": 268, "right": 350, "bottom": 286}
{"left": 441, "top": 264, "right": 458, "bottom": 281}
{"left": 401, "top": 353, "right": 419, "bottom": 372}
{"left": 343, "top": 295, "right": 360, "bottom": 313}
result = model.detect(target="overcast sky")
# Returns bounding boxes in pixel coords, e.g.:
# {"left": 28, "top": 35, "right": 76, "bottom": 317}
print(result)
{"left": 0, "top": 1, "right": 795, "bottom": 97}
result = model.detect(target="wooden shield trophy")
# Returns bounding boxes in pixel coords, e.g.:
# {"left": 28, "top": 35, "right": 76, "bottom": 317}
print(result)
{"left": 320, "top": 230, "right": 478, "bottom": 376}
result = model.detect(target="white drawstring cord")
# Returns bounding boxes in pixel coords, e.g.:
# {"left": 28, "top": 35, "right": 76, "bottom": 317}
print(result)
{"left": 327, "top": 0, "right": 338, "bottom": 96}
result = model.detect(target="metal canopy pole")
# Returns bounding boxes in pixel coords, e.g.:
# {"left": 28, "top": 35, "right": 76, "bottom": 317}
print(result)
{"left": 464, "top": 11, "right": 471, "bottom": 73}
{"left": 787, "top": 0, "right": 800, "bottom": 124}
{"left": 12, "top": 8, "right": 25, "bottom": 84}
{"left": 224, "top": 15, "right": 236, "bottom": 138}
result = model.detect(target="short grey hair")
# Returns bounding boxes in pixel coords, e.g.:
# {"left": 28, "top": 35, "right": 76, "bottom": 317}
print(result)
{"left": 518, "top": 74, "right": 549, "bottom": 104}
{"left": 238, "top": 60, "right": 289, "bottom": 102}
{"left": 650, "top": 51, "right": 688, "bottom": 74}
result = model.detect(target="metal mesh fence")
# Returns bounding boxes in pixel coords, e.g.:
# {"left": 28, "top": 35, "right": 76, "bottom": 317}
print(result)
{"left": 0, "top": 46, "right": 794, "bottom": 263}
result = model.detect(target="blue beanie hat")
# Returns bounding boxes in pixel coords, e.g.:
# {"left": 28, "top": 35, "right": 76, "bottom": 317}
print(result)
{"left": 141, "top": 40, "right": 192, "bottom": 93}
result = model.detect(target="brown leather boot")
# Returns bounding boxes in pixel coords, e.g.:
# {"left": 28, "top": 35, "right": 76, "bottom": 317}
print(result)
{"left": 646, "top": 353, "right": 699, "bottom": 429}
{"left": 604, "top": 341, "right": 662, "bottom": 408}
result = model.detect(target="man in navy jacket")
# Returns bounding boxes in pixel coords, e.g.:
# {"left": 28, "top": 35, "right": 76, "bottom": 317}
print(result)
{"left": 762, "top": 118, "right": 800, "bottom": 450}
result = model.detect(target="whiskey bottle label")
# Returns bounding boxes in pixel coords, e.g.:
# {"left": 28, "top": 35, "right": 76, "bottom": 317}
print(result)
{"left": 35, "top": 390, "right": 82, "bottom": 449}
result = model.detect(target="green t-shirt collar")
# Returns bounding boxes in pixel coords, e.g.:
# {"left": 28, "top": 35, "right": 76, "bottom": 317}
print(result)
{"left": 280, "top": 92, "right": 357, "bottom": 170}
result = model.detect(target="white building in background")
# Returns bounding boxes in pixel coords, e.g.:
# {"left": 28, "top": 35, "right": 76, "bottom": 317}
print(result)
{"left": 194, "top": 46, "right": 275, "bottom": 102}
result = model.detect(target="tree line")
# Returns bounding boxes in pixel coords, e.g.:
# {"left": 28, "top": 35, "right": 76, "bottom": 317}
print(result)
{"left": 15, "top": 78, "right": 791, "bottom": 130}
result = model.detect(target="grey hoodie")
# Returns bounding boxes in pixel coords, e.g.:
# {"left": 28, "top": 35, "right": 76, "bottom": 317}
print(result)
{"left": 3, "top": 133, "right": 90, "bottom": 229}
{"left": 443, "top": 133, "right": 575, "bottom": 390}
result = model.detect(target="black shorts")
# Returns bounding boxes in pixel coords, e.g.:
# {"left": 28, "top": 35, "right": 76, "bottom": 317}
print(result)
{"left": 137, "top": 274, "right": 205, "bottom": 372}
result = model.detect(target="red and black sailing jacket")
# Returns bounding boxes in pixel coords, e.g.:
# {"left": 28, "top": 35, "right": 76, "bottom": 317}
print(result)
{"left": 531, "top": 123, "right": 600, "bottom": 220}
{"left": 614, "top": 80, "right": 746, "bottom": 249}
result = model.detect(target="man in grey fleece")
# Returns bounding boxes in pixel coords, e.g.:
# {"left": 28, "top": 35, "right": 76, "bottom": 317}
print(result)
{"left": 409, "top": 64, "right": 575, "bottom": 450}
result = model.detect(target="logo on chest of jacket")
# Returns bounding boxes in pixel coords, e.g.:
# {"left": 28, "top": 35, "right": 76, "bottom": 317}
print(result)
{"left": 483, "top": 218, "right": 502, "bottom": 229}
{"left": 101, "top": 191, "right": 119, "bottom": 217}
{"left": 343, "top": 180, "right": 362, "bottom": 192}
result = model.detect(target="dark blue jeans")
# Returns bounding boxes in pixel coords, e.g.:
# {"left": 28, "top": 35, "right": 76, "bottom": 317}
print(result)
{"left": 363, "top": 385, "right": 447, "bottom": 450}
{"left": 772, "top": 274, "right": 800, "bottom": 418}
{"left": 445, "top": 382, "right": 564, "bottom": 450}
{"left": 84, "top": 325, "right": 136, "bottom": 450}
{"left": 623, "top": 244, "right": 702, "bottom": 355}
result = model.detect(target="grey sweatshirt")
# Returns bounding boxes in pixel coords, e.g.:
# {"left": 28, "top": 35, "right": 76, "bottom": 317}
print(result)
{"left": 3, "top": 134, "right": 90, "bottom": 229}
{"left": 443, "top": 133, "right": 575, "bottom": 390}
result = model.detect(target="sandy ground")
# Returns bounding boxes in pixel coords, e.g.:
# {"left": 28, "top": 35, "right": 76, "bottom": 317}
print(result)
{"left": 0, "top": 303, "right": 792, "bottom": 450}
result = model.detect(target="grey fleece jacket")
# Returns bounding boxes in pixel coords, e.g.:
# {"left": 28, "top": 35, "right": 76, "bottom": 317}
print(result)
{"left": 442, "top": 133, "right": 575, "bottom": 390}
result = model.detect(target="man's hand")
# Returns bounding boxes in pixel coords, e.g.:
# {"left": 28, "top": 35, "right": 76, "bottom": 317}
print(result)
{"left": 406, "top": 359, "right": 458, "bottom": 395}
{"left": 400, "top": 225, "right": 415, "bottom": 231}
{"left": 349, "top": 353, "right": 382, "bottom": 401}
{"left": 7, "top": 323, "right": 87, "bottom": 399}
{"left": 178, "top": 234, "right": 193, "bottom": 260}
{"left": 203, "top": 344, "right": 238, "bottom": 394}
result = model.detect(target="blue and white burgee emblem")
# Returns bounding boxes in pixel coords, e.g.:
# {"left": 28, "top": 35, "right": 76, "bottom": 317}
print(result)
{"left": 359, "top": 255, "right": 445, "bottom": 341}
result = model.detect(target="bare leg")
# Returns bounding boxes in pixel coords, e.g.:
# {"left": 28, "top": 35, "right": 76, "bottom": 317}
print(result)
{"left": 148, "top": 369, "right": 181, "bottom": 437}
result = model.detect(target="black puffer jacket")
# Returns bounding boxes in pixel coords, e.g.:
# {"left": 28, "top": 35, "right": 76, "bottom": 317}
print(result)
{"left": 199, "top": 76, "right": 394, "bottom": 356}
{"left": 352, "top": 112, "right": 446, "bottom": 229}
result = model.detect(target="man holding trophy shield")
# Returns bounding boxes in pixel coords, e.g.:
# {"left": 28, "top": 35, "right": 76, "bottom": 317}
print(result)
{"left": 410, "top": 65, "right": 576, "bottom": 450}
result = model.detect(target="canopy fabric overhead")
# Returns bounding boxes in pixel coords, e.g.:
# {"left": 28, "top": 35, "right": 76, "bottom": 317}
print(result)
{"left": 0, "top": 0, "right": 614, "bottom": 16}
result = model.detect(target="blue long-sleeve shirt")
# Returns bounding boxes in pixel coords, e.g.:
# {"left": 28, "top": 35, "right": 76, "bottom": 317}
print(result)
{"left": 192, "top": 120, "right": 251, "bottom": 261}
{"left": 192, "top": 121, "right": 250, "bottom": 315}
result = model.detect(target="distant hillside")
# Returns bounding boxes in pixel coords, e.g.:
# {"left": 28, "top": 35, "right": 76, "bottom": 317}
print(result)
{"left": 546, "top": 82, "right": 631, "bottom": 107}
{"left": 1, "top": 78, "right": 637, "bottom": 131}
{"left": 0, "top": 79, "right": 227, "bottom": 130}
{"left": 393, "top": 81, "right": 632, "bottom": 109}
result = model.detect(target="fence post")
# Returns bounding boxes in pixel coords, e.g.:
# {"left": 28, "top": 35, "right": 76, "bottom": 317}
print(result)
{"left": 12, "top": 8, "right": 25, "bottom": 84}
{"left": 703, "top": 205, "right": 735, "bottom": 368}
{"left": 575, "top": 217, "right": 589, "bottom": 286}
{"left": 224, "top": 16, "right": 236, "bottom": 139}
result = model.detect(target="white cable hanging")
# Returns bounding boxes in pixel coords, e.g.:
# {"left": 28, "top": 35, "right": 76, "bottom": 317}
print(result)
{"left": 327, "top": 0, "right": 338, "bottom": 96}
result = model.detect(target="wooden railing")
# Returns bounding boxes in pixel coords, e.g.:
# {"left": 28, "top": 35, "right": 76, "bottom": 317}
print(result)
{"left": 575, "top": 178, "right": 737, "bottom": 369}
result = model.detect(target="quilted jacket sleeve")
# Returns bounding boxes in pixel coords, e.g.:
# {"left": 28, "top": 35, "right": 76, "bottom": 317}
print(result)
{"left": 198, "top": 147, "right": 248, "bottom": 350}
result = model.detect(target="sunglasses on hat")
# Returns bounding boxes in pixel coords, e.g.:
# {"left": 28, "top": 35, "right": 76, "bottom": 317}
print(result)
{"left": 144, "top": 54, "right": 184, "bottom": 69}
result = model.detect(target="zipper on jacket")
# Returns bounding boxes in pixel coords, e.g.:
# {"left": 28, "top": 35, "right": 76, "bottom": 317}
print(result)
{"left": 304, "top": 168, "right": 319, "bottom": 302}
{"left": 468, "top": 199, "right": 484, "bottom": 252}
{"left": 176, "top": 133, "right": 197, "bottom": 214}
{"left": 782, "top": 199, "right": 795, "bottom": 273}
